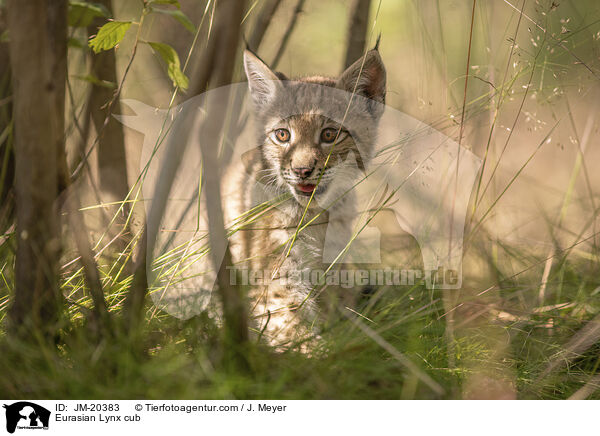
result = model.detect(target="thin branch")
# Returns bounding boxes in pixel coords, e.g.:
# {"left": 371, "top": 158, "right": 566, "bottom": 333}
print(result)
{"left": 247, "top": 0, "right": 283, "bottom": 51}
{"left": 271, "top": 0, "right": 305, "bottom": 69}
{"left": 71, "top": 8, "right": 148, "bottom": 180}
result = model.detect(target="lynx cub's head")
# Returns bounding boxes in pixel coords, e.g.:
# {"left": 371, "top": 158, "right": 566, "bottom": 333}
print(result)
{"left": 243, "top": 49, "right": 386, "bottom": 208}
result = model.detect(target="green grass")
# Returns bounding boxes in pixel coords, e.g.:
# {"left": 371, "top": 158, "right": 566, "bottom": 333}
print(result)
{"left": 1, "top": 241, "right": 599, "bottom": 399}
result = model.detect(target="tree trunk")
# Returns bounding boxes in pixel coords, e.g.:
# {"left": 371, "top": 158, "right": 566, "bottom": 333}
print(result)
{"left": 6, "top": 0, "right": 67, "bottom": 336}
{"left": 0, "top": 5, "right": 14, "bottom": 233}
{"left": 194, "top": 0, "right": 250, "bottom": 361}
{"left": 129, "top": 1, "right": 250, "bottom": 361}
{"left": 343, "top": 0, "right": 371, "bottom": 69}
{"left": 88, "top": 0, "right": 129, "bottom": 202}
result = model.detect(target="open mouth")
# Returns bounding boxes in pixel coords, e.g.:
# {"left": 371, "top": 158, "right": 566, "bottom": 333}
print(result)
{"left": 295, "top": 183, "right": 317, "bottom": 196}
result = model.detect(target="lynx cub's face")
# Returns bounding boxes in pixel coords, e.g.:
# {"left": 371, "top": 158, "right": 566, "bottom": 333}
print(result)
{"left": 243, "top": 49, "right": 386, "bottom": 208}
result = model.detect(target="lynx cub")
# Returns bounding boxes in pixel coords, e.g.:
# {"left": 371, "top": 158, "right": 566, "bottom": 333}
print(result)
{"left": 223, "top": 48, "right": 386, "bottom": 347}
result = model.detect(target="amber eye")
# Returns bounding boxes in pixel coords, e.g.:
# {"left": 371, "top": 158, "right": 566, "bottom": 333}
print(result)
{"left": 274, "top": 128, "right": 290, "bottom": 143}
{"left": 320, "top": 128, "right": 339, "bottom": 144}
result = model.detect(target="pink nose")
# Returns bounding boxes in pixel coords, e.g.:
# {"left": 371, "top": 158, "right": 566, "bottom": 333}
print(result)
{"left": 292, "top": 166, "right": 314, "bottom": 178}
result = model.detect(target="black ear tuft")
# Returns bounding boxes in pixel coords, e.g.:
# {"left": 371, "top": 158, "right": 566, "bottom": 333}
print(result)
{"left": 275, "top": 71, "right": 288, "bottom": 81}
{"left": 374, "top": 34, "right": 382, "bottom": 51}
{"left": 242, "top": 33, "right": 250, "bottom": 51}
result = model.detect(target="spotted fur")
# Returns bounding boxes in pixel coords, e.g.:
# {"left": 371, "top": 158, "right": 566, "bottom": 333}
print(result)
{"left": 222, "top": 49, "right": 386, "bottom": 348}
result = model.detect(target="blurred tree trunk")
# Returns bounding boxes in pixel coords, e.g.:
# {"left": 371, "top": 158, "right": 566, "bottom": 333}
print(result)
{"left": 0, "top": 5, "right": 14, "bottom": 233}
{"left": 6, "top": 0, "right": 67, "bottom": 335}
{"left": 87, "top": 0, "right": 129, "bottom": 203}
{"left": 271, "top": 0, "right": 305, "bottom": 68}
{"left": 0, "top": 7, "right": 8, "bottom": 90}
{"left": 344, "top": 0, "right": 371, "bottom": 68}
{"left": 190, "top": 0, "right": 249, "bottom": 362}
{"left": 247, "top": 0, "right": 282, "bottom": 51}
{"left": 128, "top": 1, "right": 250, "bottom": 361}
{"left": 205, "top": 0, "right": 249, "bottom": 357}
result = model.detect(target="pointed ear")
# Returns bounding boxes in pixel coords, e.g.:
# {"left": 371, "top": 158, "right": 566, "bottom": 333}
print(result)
{"left": 337, "top": 49, "right": 386, "bottom": 104}
{"left": 243, "top": 49, "right": 281, "bottom": 108}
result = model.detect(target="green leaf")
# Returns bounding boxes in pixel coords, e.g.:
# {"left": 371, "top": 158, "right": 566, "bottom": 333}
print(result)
{"left": 68, "top": 1, "right": 111, "bottom": 27}
{"left": 147, "top": 42, "right": 189, "bottom": 90}
{"left": 89, "top": 21, "right": 132, "bottom": 53}
{"left": 148, "top": 0, "right": 181, "bottom": 8}
{"left": 0, "top": 30, "right": 8, "bottom": 43}
{"left": 150, "top": 7, "right": 196, "bottom": 33}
